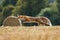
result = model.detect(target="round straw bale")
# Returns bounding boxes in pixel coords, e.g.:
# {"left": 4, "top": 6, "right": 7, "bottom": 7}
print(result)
{"left": 3, "top": 16, "right": 22, "bottom": 26}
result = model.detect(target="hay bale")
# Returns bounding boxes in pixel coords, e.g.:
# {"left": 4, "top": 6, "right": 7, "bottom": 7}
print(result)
{"left": 3, "top": 16, "right": 22, "bottom": 26}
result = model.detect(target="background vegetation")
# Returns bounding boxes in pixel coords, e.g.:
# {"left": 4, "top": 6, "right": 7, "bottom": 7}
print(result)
{"left": 0, "top": 0, "right": 60, "bottom": 26}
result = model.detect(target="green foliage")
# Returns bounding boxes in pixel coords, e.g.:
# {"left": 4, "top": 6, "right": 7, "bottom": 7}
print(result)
{"left": 56, "top": 0, "right": 60, "bottom": 3}
{"left": 0, "top": 12, "right": 3, "bottom": 26}
{"left": 2, "top": 0, "right": 18, "bottom": 6}
{"left": 0, "top": 6, "right": 3, "bottom": 12}
{"left": 54, "top": 0, "right": 60, "bottom": 25}
{"left": 56, "top": 0, "right": 60, "bottom": 13}
{"left": 0, "top": 0, "right": 4, "bottom": 5}
{"left": 14, "top": 0, "right": 47, "bottom": 16}
{"left": 0, "top": 6, "right": 3, "bottom": 26}
{"left": 2, "top": 5, "right": 15, "bottom": 21}
{"left": 36, "top": 8, "right": 51, "bottom": 16}
{"left": 0, "top": 0, "right": 60, "bottom": 26}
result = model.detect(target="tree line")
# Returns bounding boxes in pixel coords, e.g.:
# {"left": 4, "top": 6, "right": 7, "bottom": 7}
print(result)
{"left": 0, "top": 0, "right": 60, "bottom": 26}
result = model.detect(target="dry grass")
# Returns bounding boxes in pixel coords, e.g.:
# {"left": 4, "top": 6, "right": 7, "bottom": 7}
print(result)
{"left": 0, "top": 26, "right": 60, "bottom": 40}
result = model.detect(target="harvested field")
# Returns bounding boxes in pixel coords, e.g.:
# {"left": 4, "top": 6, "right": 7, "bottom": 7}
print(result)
{"left": 0, "top": 26, "right": 60, "bottom": 40}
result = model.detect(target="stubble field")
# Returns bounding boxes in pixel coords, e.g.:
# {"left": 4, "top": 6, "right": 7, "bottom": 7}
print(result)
{"left": 0, "top": 26, "right": 60, "bottom": 40}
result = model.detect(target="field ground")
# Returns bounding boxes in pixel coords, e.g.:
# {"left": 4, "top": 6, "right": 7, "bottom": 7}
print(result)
{"left": 0, "top": 26, "right": 60, "bottom": 40}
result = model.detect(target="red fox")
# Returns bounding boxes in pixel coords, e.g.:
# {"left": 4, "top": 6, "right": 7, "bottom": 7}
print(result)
{"left": 18, "top": 15, "right": 52, "bottom": 26}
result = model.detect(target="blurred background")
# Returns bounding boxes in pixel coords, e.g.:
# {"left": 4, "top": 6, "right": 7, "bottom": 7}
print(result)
{"left": 0, "top": 0, "right": 60, "bottom": 26}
